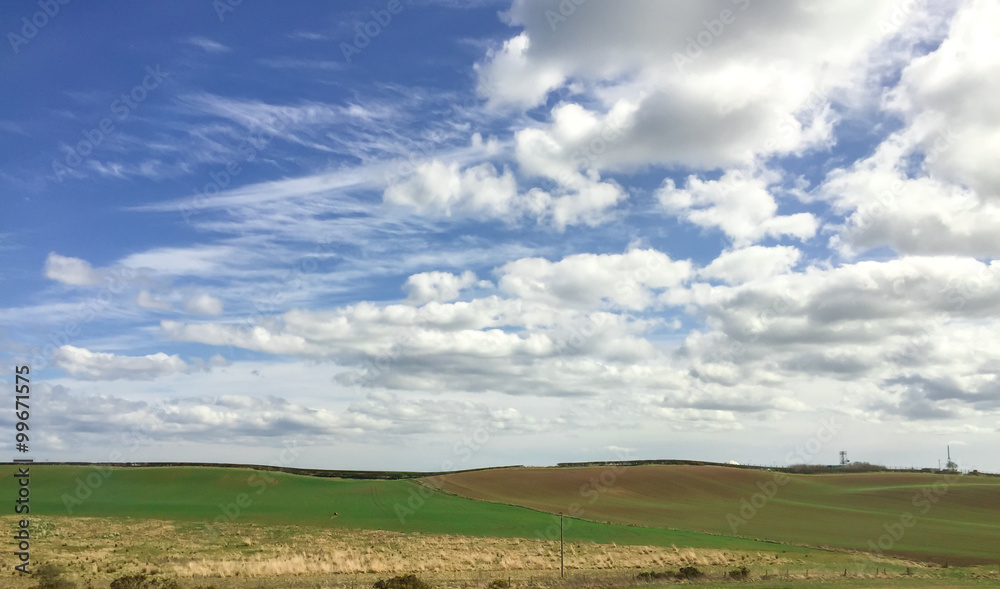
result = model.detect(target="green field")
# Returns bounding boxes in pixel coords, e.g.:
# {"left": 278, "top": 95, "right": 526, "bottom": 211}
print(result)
{"left": 2, "top": 464, "right": 999, "bottom": 588}
{"left": 0, "top": 465, "right": 795, "bottom": 553}
{"left": 5, "top": 464, "right": 998, "bottom": 563}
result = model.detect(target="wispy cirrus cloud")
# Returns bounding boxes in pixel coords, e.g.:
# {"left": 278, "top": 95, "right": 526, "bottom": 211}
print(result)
{"left": 5, "top": 0, "right": 1000, "bottom": 472}
{"left": 183, "top": 36, "right": 231, "bottom": 53}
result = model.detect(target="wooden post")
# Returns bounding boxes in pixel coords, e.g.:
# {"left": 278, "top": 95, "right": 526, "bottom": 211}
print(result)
{"left": 560, "top": 512, "right": 565, "bottom": 578}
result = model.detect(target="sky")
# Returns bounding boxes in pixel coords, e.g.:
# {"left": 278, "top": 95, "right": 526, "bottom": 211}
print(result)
{"left": 1, "top": 0, "right": 998, "bottom": 473}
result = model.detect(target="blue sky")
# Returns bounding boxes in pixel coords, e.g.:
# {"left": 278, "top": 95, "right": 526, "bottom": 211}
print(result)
{"left": 2, "top": 0, "right": 999, "bottom": 472}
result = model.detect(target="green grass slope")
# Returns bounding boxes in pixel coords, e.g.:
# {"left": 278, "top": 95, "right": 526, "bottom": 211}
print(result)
{"left": 425, "top": 465, "right": 1000, "bottom": 564}
{"left": 0, "top": 465, "right": 795, "bottom": 554}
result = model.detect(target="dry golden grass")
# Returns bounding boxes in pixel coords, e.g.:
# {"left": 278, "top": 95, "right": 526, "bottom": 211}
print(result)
{"left": 2, "top": 515, "right": 789, "bottom": 588}
{"left": 10, "top": 515, "right": 987, "bottom": 589}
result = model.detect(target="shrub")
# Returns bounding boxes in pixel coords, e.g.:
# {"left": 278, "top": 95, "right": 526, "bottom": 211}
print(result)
{"left": 487, "top": 579, "right": 510, "bottom": 589}
{"left": 636, "top": 571, "right": 671, "bottom": 581}
{"left": 109, "top": 574, "right": 178, "bottom": 589}
{"left": 373, "top": 574, "right": 431, "bottom": 589}
{"left": 727, "top": 566, "right": 749, "bottom": 579}
{"left": 110, "top": 576, "right": 147, "bottom": 589}
{"left": 843, "top": 461, "right": 886, "bottom": 472}
{"left": 675, "top": 566, "right": 703, "bottom": 579}
{"left": 30, "top": 564, "right": 76, "bottom": 589}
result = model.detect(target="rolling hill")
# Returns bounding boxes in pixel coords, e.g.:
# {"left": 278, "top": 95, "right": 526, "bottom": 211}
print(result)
{"left": 424, "top": 464, "right": 1000, "bottom": 564}
{"left": 0, "top": 464, "right": 791, "bottom": 553}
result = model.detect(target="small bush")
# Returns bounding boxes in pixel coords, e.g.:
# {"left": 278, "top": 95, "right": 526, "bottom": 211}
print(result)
{"left": 487, "top": 579, "right": 510, "bottom": 589}
{"left": 636, "top": 571, "right": 671, "bottom": 581}
{"left": 676, "top": 566, "right": 703, "bottom": 579}
{"left": 727, "top": 566, "right": 749, "bottom": 579}
{"left": 373, "top": 574, "right": 431, "bottom": 589}
{"left": 109, "top": 574, "right": 178, "bottom": 589}
{"left": 30, "top": 564, "right": 76, "bottom": 589}
{"left": 110, "top": 576, "right": 147, "bottom": 589}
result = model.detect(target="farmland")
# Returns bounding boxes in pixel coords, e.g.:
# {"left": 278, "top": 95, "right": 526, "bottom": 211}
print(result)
{"left": 0, "top": 464, "right": 792, "bottom": 550}
{"left": 426, "top": 465, "right": 1000, "bottom": 565}
{"left": 0, "top": 464, "right": 997, "bottom": 588}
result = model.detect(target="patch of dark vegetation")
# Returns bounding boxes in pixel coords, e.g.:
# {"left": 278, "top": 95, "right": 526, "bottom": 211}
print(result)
{"left": 676, "top": 566, "right": 703, "bottom": 579}
{"left": 787, "top": 461, "right": 887, "bottom": 474}
{"left": 109, "top": 574, "right": 179, "bottom": 589}
{"left": 636, "top": 567, "right": 704, "bottom": 582}
{"left": 560, "top": 459, "right": 739, "bottom": 469}
{"left": 30, "top": 564, "right": 76, "bottom": 589}
{"left": 727, "top": 566, "right": 750, "bottom": 579}
{"left": 635, "top": 570, "right": 672, "bottom": 581}
{"left": 373, "top": 574, "right": 431, "bottom": 589}
{"left": 487, "top": 579, "right": 511, "bottom": 589}
{"left": 842, "top": 461, "right": 888, "bottom": 472}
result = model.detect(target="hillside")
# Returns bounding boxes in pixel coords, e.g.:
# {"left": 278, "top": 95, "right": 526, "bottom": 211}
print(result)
{"left": 424, "top": 464, "right": 1000, "bottom": 564}
{"left": 0, "top": 464, "right": 788, "bottom": 552}
{"left": 5, "top": 463, "right": 996, "bottom": 566}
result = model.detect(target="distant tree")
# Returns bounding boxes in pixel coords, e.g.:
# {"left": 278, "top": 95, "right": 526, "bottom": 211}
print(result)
{"left": 843, "top": 461, "right": 886, "bottom": 472}
{"left": 787, "top": 464, "right": 831, "bottom": 474}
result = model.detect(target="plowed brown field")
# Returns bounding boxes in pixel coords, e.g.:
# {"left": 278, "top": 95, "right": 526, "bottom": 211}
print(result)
{"left": 425, "top": 465, "right": 1000, "bottom": 564}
